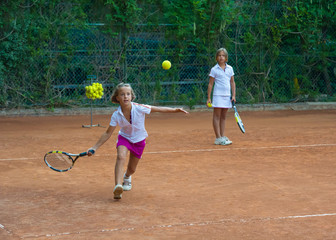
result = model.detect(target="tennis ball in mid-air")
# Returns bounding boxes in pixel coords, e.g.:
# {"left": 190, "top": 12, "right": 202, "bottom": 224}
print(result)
{"left": 207, "top": 102, "right": 212, "bottom": 108}
{"left": 162, "top": 60, "right": 171, "bottom": 70}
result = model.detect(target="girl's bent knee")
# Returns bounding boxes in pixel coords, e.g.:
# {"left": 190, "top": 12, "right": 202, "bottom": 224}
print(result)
{"left": 116, "top": 155, "right": 127, "bottom": 163}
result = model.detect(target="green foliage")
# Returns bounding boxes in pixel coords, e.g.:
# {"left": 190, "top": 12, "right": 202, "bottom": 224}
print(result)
{"left": 0, "top": 0, "right": 335, "bottom": 109}
{"left": 0, "top": 0, "right": 89, "bottom": 108}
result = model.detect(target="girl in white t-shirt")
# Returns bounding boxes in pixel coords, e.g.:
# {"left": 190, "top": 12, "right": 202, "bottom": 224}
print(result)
{"left": 207, "top": 48, "right": 236, "bottom": 146}
{"left": 88, "top": 83, "right": 188, "bottom": 199}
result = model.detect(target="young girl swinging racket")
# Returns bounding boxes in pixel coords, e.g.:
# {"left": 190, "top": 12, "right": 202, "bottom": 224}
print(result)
{"left": 88, "top": 83, "right": 188, "bottom": 199}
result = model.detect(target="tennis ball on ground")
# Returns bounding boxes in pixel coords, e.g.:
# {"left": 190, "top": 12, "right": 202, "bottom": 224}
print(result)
{"left": 162, "top": 60, "right": 171, "bottom": 70}
{"left": 207, "top": 102, "right": 212, "bottom": 108}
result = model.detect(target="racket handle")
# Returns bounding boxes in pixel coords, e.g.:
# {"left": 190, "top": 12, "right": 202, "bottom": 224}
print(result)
{"left": 79, "top": 149, "right": 94, "bottom": 157}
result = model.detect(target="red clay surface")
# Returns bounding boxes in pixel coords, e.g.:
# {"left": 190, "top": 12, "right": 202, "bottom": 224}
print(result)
{"left": 0, "top": 109, "right": 336, "bottom": 239}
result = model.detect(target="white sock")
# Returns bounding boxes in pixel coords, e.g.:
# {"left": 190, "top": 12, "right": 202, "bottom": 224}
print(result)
{"left": 124, "top": 173, "right": 131, "bottom": 179}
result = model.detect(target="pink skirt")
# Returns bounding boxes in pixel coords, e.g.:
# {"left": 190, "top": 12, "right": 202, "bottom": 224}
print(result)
{"left": 116, "top": 135, "right": 146, "bottom": 159}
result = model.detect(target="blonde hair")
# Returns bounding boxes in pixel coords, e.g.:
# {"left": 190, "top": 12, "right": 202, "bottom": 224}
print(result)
{"left": 110, "top": 83, "right": 136, "bottom": 104}
{"left": 216, "top": 48, "right": 228, "bottom": 63}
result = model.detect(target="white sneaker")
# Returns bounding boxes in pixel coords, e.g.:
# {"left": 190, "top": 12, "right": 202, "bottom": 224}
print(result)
{"left": 214, "top": 138, "right": 222, "bottom": 145}
{"left": 222, "top": 136, "right": 232, "bottom": 145}
{"left": 113, "top": 184, "right": 123, "bottom": 199}
{"left": 123, "top": 174, "right": 132, "bottom": 191}
{"left": 215, "top": 137, "right": 232, "bottom": 145}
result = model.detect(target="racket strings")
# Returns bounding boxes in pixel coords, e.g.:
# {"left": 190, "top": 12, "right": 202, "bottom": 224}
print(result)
{"left": 45, "top": 153, "right": 73, "bottom": 170}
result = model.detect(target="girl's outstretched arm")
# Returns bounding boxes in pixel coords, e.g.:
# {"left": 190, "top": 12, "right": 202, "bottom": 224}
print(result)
{"left": 87, "top": 125, "right": 116, "bottom": 156}
{"left": 151, "top": 106, "right": 189, "bottom": 114}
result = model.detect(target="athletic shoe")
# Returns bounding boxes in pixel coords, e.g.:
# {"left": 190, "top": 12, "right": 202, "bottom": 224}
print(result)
{"left": 113, "top": 184, "right": 123, "bottom": 199}
{"left": 123, "top": 174, "right": 132, "bottom": 191}
{"left": 214, "top": 138, "right": 223, "bottom": 145}
{"left": 215, "top": 137, "right": 232, "bottom": 145}
{"left": 222, "top": 136, "right": 232, "bottom": 145}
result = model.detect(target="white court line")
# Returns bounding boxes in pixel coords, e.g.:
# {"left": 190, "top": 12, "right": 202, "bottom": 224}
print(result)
{"left": 145, "top": 143, "right": 336, "bottom": 155}
{"left": 0, "top": 157, "right": 37, "bottom": 161}
{"left": 0, "top": 143, "right": 335, "bottom": 161}
{"left": 21, "top": 213, "right": 336, "bottom": 238}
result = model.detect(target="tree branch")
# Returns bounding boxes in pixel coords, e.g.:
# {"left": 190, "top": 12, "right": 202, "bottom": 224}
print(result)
{"left": 0, "top": 18, "right": 16, "bottom": 41}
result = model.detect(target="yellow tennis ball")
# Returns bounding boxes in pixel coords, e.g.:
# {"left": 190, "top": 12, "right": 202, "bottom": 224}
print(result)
{"left": 162, "top": 60, "right": 171, "bottom": 70}
{"left": 207, "top": 102, "right": 212, "bottom": 108}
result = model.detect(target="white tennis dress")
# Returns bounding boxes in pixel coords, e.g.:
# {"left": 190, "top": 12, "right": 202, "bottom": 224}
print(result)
{"left": 209, "top": 63, "right": 234, "bottom": 108}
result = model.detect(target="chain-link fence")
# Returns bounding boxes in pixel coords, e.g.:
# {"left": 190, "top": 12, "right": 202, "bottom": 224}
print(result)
{"left": 2, "top": 22, "right": 335, "bottom": 109}
{"left": 50, "top": 23, "right": 335, "bottom": 108}
{"left": 39, "top": 23, "right": 214, "bottom": 109}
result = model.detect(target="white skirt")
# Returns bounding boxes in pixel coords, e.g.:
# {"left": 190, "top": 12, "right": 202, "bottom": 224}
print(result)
{"left": 212, "top": 95, "right": 232, "bottom": 108}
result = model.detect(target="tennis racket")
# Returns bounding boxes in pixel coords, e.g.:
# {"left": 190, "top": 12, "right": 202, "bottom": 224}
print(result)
{"left": 44, "top": 150, "right": 95, "bottom": 172}
{"left": 232, "top": 101, "right": 245, "bottom": 133}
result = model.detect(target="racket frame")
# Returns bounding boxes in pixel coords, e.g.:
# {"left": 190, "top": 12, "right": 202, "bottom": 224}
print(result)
{"left": 44, "top": 150, "right": 93, "bottom": 172}
{"left": 232, "top": 101, "right": 246, "bottom": 133}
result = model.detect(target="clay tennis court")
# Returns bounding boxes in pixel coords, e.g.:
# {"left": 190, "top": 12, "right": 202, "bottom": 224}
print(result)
{"left": 1, "top": 108, "right": 336, "bottom": 239}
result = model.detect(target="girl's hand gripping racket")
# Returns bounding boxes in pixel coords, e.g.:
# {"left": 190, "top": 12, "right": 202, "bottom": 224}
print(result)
{"left": 232, "top": 101, "right": 245, "bottom": 133}
{"left": 44, "top": 150, "right": 95, "bottom": 172}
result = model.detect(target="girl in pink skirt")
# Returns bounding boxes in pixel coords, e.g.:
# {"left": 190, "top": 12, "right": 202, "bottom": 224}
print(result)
{"left": 88, "top": 83, "right": 188, "bottom": 199}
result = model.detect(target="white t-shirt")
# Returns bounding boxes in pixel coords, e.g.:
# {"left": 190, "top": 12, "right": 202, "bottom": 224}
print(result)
{"left": 209, "top": 63, "right": 234, "bottom": 96}
{"left": 110, "top": 102, "right": 151, "bottom": 143}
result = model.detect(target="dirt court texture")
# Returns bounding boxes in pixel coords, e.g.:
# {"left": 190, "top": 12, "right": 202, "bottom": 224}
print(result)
{"left": 0, "top": 109, "right": 335, "bottom": 240}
